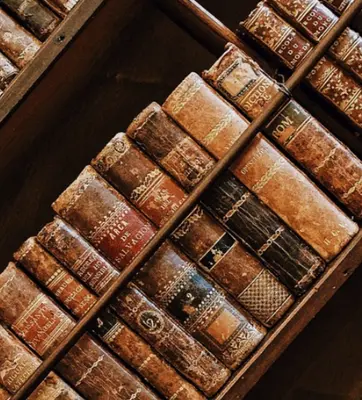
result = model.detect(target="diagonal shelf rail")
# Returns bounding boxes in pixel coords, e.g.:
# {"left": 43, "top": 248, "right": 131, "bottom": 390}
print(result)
{"left": 12, "top": 0, "right": 362, "bottom": 398}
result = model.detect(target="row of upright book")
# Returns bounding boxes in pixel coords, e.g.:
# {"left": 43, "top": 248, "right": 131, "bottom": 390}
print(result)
{"left": 0, "top": 0, "right": 361, "bottom": 399}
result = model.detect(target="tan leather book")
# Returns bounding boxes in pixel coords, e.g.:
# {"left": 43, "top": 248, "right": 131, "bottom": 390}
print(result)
{"left": 163, "top": 73, "right": 358, "bottom": 261}
{"left": 0, "top": 386, "right": 9, "bottom": 400}
{"left": 0, "top": 52, "right": 18, "bottom": 90}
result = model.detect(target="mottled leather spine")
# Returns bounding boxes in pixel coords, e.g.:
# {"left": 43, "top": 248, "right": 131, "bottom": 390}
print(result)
{"left": 0, "top": 52, "right": 17, "bottom": 90}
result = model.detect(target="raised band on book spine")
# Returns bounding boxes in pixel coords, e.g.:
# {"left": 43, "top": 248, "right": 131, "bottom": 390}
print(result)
{"left": 0, "top": 52, "right": 18, "bottom": 90}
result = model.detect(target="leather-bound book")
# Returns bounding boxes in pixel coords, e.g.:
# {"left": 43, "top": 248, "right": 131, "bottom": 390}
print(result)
{"left": 92, "top": 132, "right": 187, "bottom": 228}
{"left": 38, "top": 217, "right": 120, "bottom": 296}
{"left": 56, "top": 333, "right": 159, "bottom": 400}
{"left": 241, "top": 3, "right": 362, "bottom": 131}
{"left": 52, "top": 166, "right": 156, "bottom": 271}
{"left": 0, "top": 9, "right": 41, "bottom": 68}
{"left": 127, "top": 102, "right": 324, "bottom": 296}
{"left": 133, "top": 241, "right": 266, "bottom": 369}
{"left": 0, "top": 52, "right": 18, "bottom": 90}
{"left": 2, "top": 0, "right": 60, "bottom": 41}
{"left": 91, "top": 307, "right": 205, "bottom": 400}
{"left": 163, "top": 73, "right": 358, "bottom": 261}
{"left": 203, "top": 44, "right": 362, "bottom": 219}
{"left": 0, "top": 262, "right": 74, "bottom": 357}
{"left": 42, "top": 0, "right": 78, "bottom": 17}
{"left": 320, "top": 0, "right": 352, "bottom": 14}
{"left": 0, "top": 387, "right": 9, "bottom": 400}
{"left": 14, "top": 237, "right": 97, "bottom": 318}
{"left": 114, "top": 286, "right": 231, "bottom": 397}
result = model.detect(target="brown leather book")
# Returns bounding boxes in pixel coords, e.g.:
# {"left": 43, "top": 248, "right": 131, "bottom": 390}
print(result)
{"left": 240, "top": 2, "right": 362, "bottom": 131}
{"left": 114, "top": 286, "right": 231, "bottom": 397}
{"left": 0, "top": 52, "right": 18, "bottom": 90}
{"left": 320, "top": 0, "right": 353, "bottom": 14}
{"left": 27, "top": 374, "right": 83, "bottom": 399}
{"left": 203, "top": 43, "right": 362, "bottom": 219}
{"left": 52, "top": 166, "right": 156, "bottom": 271}
{"left": 0, "top": 9, "right": 41, "bottom": 68}
{"left": 38, "top": 217, "right": 120, "bottom": 296}
{"left": 163, "top": 73, "right": 358, "bottom": 261}
{"left": 42, "top": 0, "right": 78, "bottom": 17}
{"left": 0, "top": 387, "right": 9, "bottom": 400}
{"left": 0, "top": 262, "right": 75, "bottom": 357}
{"left": 2, "top": 0, "right": 60, "bottom": 41}
{"left": 14, "top": 238, "right": 97, "bottom": 319}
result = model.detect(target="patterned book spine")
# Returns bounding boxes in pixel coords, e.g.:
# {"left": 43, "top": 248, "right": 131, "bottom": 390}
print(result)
{"left": 163, "top": 72, "right": 358, "bottom": 261}
{"left": 0, "top": 52, "right": 18, "bottom": 90}
{"left": 2, "top": 0, "right": 60, "bottom": 41}
{"left": 91, "top": 308, "right": 205, "bottom": 400}
{"left": 0, "top": 9, "right": 41, "bottom": 68}
{"left": 127, "top": 102, "right": 324, "bottom": 296}
{"left": 114, "top": 286, "right": 231, "bottom": 397}
{"left": 52, "top": 166, "right": 156, "bottom": 271}
{"left": 241, "top": 3, "right": 362, "bottom": 130}
{"left": 56, "top": 333, "right": 159, "bottom": 400}
{"left": 320, "top": 0, "right": 353, "bottom": 14}
{"left": 14, "top": 238, "right": 97, "bottom": 318}
{"left": 203, "top": 43, "right": 362, "bottom": 219}
{"left": 0, "top": 262, "right": 75, "bottom": 357}
{"left": 37, "top": 217, "right": 119, "bottom": 296}
{"left": 41, "top": 0, "right": 79, "bottom": 17}
{"left": 92, "top": 132, "right": 187, "bottom": 228}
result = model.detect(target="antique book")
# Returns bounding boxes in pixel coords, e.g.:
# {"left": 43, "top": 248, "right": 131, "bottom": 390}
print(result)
{"left": 127, "top": 102, "right": 325, "bottom": 296}
{"left": 52, "top": 166, "right": 156, "bottom": 271}
{"left": 0, "top": 52, "right": 18, "bottom": 90}
{"left": 320, "top": 0, "right": 353, "bottom": 14}
{"left": 2, "top": 0, "right": 60, "bottom": 41}
{"left": 114, "top": 286, "right": 231, "bottom": 397}
{"left": 14, "top": 237, "right": 97, "bottom": 318}
{"left": 0, "top": 386, "right": 9, "bottom": 400}
{"left": 92, "top": 132, "right": 187, "bottom": 228}
{"left": 133, "top": 241, "right": 266, "bottom": 369}
{"left": 0, "top": 262, "right": 75, "bottom": 357}
{"left": 0, "top": 9, "right": 41, "bottom": 68}
{"left": 241, "top": 3, "right": 362, "bottom": 131}
{"left": 267, "top": 0, "right": 362, "bottom": 83}
{"left": 91, "top": 307, "right": 205, "bottom": 400}
{"left": 163, "top": 73, "right": 358, "bottom": 261}
{"left": 56, "top": 333, "right": 159, "bottom": 400}
{"left": 41, "top": 0, "right": 78, "bottom": 17}
{"left": 38, "top": 217, "right": 119, "bottom": 296}
{"left": 203, "top": 43, "right": 362, "bottom": 219}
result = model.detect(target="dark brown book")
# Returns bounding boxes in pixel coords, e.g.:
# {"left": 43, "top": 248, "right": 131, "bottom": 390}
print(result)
{"left": 320, "top": 0, "right": 353, "bottom": 14}
{"left": 41, "top": 0, "right": 78, "bottom": 17}
{"left": 0, "top": 262, "right": 75, "bottom": 357}
{"left": 203, "top": 43, "right": 362, "bottom": 219}
{"left": 163, "top": 73, "right": 358, "bottom": 261}
{"left": 0, "top": 52, "right": 18, "bottom": 90}
{"left": 114, "top": 286, "right": 231, "bottom": 397}
{"left": 52, "top": 166, "right": 156, "bottom": 271}
{"left": 0, "top": 386, "right": 9, "bottom": 400}
{"left": 2, "top": 0, "right": 60, "bottom": 41}
{"left": 0, "top": 9, "right": 41, "bottom": 68}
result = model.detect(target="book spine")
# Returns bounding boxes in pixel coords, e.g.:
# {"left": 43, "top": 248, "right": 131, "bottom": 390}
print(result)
{"left": 92, "top": 132, "right": 187, "bottom": 228}
{"left": 56, "top": 333, "right": 159, "bottom": 400}
{"left": 0, "top": 387, "right": 9, "bottom": 400}
{"left": 0, "top": 52, "right": 18, "bottom": 90}
{"left": 203, "top": 43, "right": 362, "bottom": 219}
{"left": 52, "top": 166, "right": 156, "bottom": 271}
{"left": 241, "top": 3, "right": 362, "bottom": 130}
{"left": 114, "top": 286, "right": 231, "bottom": 397}
{"left": 127, "top": 102, "right": 324, "bottom": 296}
{"left": 163, "top": 73, "right": 358, "bottom": 261}
{"left": 320, "top": 0, "right": 353, "bottom": 14}
{"left": 41, "top": 0, "right": 79, "bottom": 17}
{"left": 0, "top": 9, "right": 41, "bottom": 68}
{"left": 0, "top": 262, "right": 75, "bottom": 357}
{"left": 133, "top": 241, "right": 266, "bottom": 369}
{"left": 91, "top": 308, "right": 205, "bottom": 400}
{"left": 37, "top": 218, "right": 119, "bottom": 296}
{"left": 2, "top": 0, "right": 60, "bottom": 41}
{"left": 14, "top": 238, "right": 97, "bottom": 318}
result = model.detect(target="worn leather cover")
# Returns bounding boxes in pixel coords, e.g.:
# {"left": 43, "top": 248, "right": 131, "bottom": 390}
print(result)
{"left": 0, "top": 9, "right": 41, "bottom": 68}
{"left": 14, "top": 238, "right": 97, "bottom": 318}
{"left": 0, "top": 387, "right": 9, "bottom": 400}
{"left": 163, "top": 73, "right": 358, "bottom": 261}
{"left": 320, "top": 0, "right": 353, "bottom": 14}
{"left": 0, "top": 52, "right": 17, "bottom": 90}
{"left": 114, "top": 286, "right": 231, "bottom": 397}
{"left": 204, "top": 44, "right": 362, "bottom": 219}
{"left": 52, "top": 166, "right": 156, "bottom": 271}
{"left": 38, "top": 217, "right": 119, "bottom": 296}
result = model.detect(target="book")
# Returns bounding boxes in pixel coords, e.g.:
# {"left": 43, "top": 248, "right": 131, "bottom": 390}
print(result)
{"left": 2, "top": 0, "right": 60, "bottom": 41}
{"left": 0, "top": 9, "right": 41, "bottom": 68}
{"left": 14, "top": 238, "right": 97, "bottom": 319}
{"left": 203, "top": 43, "right": 362, "bottom": 219}
{"left": 127, "top": 102, "right": 325, "bottom": 296}
{"left": 0, "top": 387, "right": 9, "bottom": 400}
{"left": 320, "top": 0, "right": 353, "bottom": 14}
{"left": 114, "top": 286, "right": 231, "bottom": 397}
{"left": 0, "top": 52, "right": 18, "bottom": 90}
{"left": 163, "top": 73, "right": 358, "bottom": 261}
{"left": 240, "top": 3, "right": 362, "bottom": 131}
{"left": 38, "top": 217, "right": 120, "bottom": 296}
{"left": 41, "top": 0, "right": 79, "bottom": 17}
{"left": 52, "top": 166, "right": 156, "bottom": 271}
{"left": 27, "top": 373, "right": 83, "bottom": 399}
{"left": 0, "top": 262, "right": 75, "bottom": 357}
{"left": 133, "top": 241, "right": 267, "bottom": 369}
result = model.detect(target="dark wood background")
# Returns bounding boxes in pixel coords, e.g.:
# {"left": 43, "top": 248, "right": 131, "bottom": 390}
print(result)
{"left": 0, "top": 0, "right": 361, "bottom": 398}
